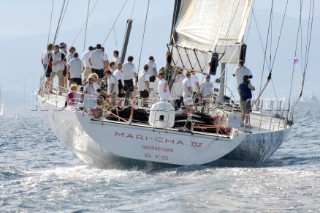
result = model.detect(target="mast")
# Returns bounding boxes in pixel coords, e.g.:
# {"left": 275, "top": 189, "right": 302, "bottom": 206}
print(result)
{"left": 219, "top": 63, "right": 226, "bottom": 104}
{"left": 120, "top": 19, "right": 133, "bottom": 64}
{"left": 169, "top": 0, "right": 183, "bottom": 44}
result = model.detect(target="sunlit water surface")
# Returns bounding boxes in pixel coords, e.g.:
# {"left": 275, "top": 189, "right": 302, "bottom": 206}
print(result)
{"left": 0, "top": 105, "right": 319, "bottom": 212}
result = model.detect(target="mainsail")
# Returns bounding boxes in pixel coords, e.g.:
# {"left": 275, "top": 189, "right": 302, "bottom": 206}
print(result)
{"left": 169, "top": 0, "right": 252, "bottom": 73}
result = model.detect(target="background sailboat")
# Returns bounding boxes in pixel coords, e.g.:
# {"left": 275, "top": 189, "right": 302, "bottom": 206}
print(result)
{"left": 0, "top": 86, "right": 3, "bottom": 117}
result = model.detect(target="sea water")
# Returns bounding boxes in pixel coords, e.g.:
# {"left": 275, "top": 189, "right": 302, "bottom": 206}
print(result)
{"left": 0, "top": 104, "right": 319, "bottom": 212}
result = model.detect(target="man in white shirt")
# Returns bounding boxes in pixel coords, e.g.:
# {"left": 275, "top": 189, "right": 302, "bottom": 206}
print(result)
{"left": 51, "top": 44, "right": 65, "bottom": 95}
{"left": 146, "top": 56, "right": 157, "bottom": 83}
{"left": 105, "top": 70, "right": 118, "bottom": 106}
{"left": 171, "top": 69, "right": 185, "bottom": 109}
{"left": 59, "top": 42, "right": 68, "bottom": 92}
{"left": 66, "top": 46, "right": 76, "bottom": 88}
{"left": 200, "top": 75, "right": 214, "bottom": 113}
{"left": 66, "top": 46, "right": 76, "bottom": 62}
{"left": 89, "top": 44, "right": 108, "bottom": 81}
{"left": 182, "top": 72, "right": 193, "bottom": 110}
{"left": 191, "top": 71, "right": 200, "bottom": 111}
{"left": 233, "top": 60, "right": 253, "bottom": 87}
{"left": 67, "top": 52, "right": 83, "bottom": 85}
{"left": 113, "top": 50, "right": 121, "bottom": 66}
{"left": 82, "top": 46, "right": 93, "bottom": 83}
{"left": 138, "top": 64, "right": 151, "bottom": 106}
{"left": 158, "top": 72, "right": 170, "bottom": 102}
{"left": 41, "top": 43, "right": 53, "bottom": 92}
{"left": 122, "top": 56, "right": 137, "bottom": 106}
{"left": 113, "top": 62, "right": 124, "bottom": 98}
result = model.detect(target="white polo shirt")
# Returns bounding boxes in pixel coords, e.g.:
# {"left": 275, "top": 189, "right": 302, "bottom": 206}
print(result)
{"left": 68, "top": 58, "right": 83, "bottom": 78}
{"left": 233, "top": 66, "right": 252, "bottom": 86}
{"left": 158, "top": 78, "right": 170, "bottom": 100}
{"left": 182, "top": 77, "right": 192, "bottom": 99}
{"left": 107, "top": 74, "right": 118, "bottom": 94}
{"left": 113, "top": 69, "right": 124, "bottom": 85}
{"left": 200, "top": 82, "right": 214, "bottom": 97}
{"left": 191, "top": 74, "right": 199, "bottom": 92}
{"left": 146, "top": 60, "right": 157, "bottom": 77}
{"left": 42, "top": 50, "right": 52, "bottom": 66}
{"left": 113, "top": 56, "right": 121, "bottom": 66}
{"left": 82, "top": 50, "right": 92, "bottom": 68}
{"left": 66, "top": 53, "right": 74, "bottom": 62}
{"left": 122, "top": 61, "right": 137, "bottom": 80}
{"left": 138, "top": 71, "right": 150, "bottom": 91}
{"left": 52, "top": 51, "right": 65, "bottom": 72}
{"left": 171, "top": 74, "right": 185, "bottom": 99}
{"left": 89, "top": 49, "right": 108, "bottom": 69}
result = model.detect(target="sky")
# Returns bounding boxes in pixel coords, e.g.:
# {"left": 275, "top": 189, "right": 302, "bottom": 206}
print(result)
{"left": 0, "top": 0, "right": 319, "bottom": 112}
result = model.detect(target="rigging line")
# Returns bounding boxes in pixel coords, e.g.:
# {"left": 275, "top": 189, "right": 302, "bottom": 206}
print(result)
{"left": 71, "top": 0, "right": 100, "bottom": 46}
{"left": 251, "top": 12, "right": 271, "bottom": 71}
{"left": 137, "top": 0, "right": 151, "bottom": 72}
{"left": 271, "top": 80, "right": 278, "bottom": 100}
{"left": 258, "top": 0, "right": 273, "bottom": 94}
{"left": 113, "top": 28, "right": 118, "bottom": 49}
{"left": 131, "top": 0, "right": 137, "bottom": 19}
{"left": 245, "top": 0, "right": 256, "bottom": 43}
{"left": 292, "top": 0, "right": 315, "bottom": 109}
{"left": 53, "top": 0, "right": 67, "bottom": 44}
{"left": 83, "top": 0, "right": 91, "bottom": 53}
{"left": 102, "top": 0, "right": 128, "bottom": 46}
{"left": 270, "top": 0, "right": 289, "bottom": 68}
{"left": 56, "top": 0, "right": 70, "bottom": 37}
{"left": 268, "top": 6, "right": 273, "bottom": 70}
{"left": 288, "top": 0, "right": 303, "bottom": 108}
{"left": 47, "top": 0, "right": 55, "bottom": 44}
{"left": 298, "top": 0, "right": 314, "bottom": 99}
{"left": 303, "top": 0, "right": 314, "bottom": 73}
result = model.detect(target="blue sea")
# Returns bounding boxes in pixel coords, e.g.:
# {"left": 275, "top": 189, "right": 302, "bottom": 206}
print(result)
{"left": 1, "top": 104, "right": 319, "bottom": 212}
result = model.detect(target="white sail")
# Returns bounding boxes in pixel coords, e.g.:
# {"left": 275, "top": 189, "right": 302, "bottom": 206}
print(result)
{"left": 170, "top": 0, "right": 252, "bottom": 72}
{"left": 176, "top": 0, "right": 252, "bottom": 50}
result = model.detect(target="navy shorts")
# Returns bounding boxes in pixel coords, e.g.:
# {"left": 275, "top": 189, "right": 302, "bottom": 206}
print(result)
{"left": 92, "top": 68, "right": 104, "bottom": 79}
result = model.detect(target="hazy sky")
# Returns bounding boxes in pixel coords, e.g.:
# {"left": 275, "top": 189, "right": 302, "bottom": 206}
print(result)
{"left": 0, "top": 0, "right": 319, "bottom": 109}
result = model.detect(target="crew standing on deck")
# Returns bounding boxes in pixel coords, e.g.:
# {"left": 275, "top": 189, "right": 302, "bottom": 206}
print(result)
{"left": 122, "top": 56, "right": 137, "bottom": 106}
{"left": 41, "top": 43, "right": 53, "bottom": 92}
{"left": 238, "top": 75, "right": 255, "bottom": 127}
{"left": 82, "top": 46, "right": 93, "bottom": 83}
{"left": 182, "top": 72, "right": 193, "bottom": 111}
{"left": 200, "top": 75, "right": 214, "bottom": 113}
{"left": 89, "top": 44, "right": 108, "bottom": 82}
{"left": 51, "top": 44, "right": 66, "bottom": 95}
{"left": 138, "top": 64, "right": 151, "bottom": 106}
{"left": 233, "top": 60, "right": 253, "bottom": 87}
{"left": 67, "top": 52, "right": 83, "bottom": 86}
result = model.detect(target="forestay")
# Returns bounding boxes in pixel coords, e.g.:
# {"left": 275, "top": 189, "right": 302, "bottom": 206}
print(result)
{"left": 169, "top": 0, "right": 252, "bottom": 73}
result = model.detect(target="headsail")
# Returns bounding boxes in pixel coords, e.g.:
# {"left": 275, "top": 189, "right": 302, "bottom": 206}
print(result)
{"left": 169, "top": 0, "right": 252, "bottom": 74}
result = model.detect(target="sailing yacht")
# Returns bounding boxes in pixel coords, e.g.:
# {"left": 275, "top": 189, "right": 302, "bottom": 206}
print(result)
{"left": 37, "top": 0, "right": 313, "bottom": 168}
